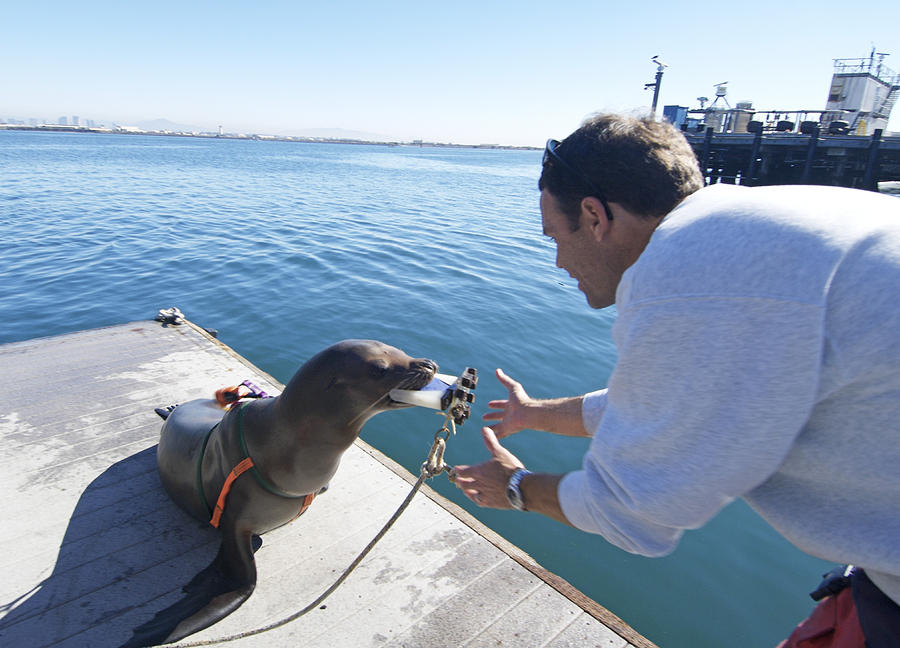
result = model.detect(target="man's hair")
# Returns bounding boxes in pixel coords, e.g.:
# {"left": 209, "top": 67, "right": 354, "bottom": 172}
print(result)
{"left": 539, "top": 113, "right": 704, "bottom": 229}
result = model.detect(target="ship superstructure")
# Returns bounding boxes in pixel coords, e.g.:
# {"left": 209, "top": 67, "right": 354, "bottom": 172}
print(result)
{"left": 823, "top": 51, "right": 900, "bottom": 135}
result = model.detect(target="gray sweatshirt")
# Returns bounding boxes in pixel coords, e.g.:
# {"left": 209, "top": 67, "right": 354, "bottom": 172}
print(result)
{"left": 558, "top": 183, "right": 900, "bottom": 604}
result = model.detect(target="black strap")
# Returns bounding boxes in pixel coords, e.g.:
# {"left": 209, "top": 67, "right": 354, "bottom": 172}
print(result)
{"left": 810, "top": 565, "right": 853, "bottom": 601}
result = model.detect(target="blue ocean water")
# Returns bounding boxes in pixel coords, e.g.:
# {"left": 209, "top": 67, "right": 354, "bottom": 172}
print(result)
{"left": 1, "top": 130, "right": 837, "bottom": 647}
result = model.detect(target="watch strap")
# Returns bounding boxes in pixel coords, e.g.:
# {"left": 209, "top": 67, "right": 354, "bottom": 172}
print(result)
{"left": 506, "top": 468, "right": 532, "bottom": 511}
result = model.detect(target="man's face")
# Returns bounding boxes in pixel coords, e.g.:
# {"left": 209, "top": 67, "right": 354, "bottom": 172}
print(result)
{"left": 540, "top": 189, "right": 618, "bottom": 309}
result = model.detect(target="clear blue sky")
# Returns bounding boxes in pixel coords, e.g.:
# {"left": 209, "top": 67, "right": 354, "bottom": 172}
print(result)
{"left": 3, "top": 0, "right": 898, "bottom": 145}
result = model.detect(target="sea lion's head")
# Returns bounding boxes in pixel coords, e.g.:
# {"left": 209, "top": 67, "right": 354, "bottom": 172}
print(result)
{"left": 282, "top": 339, "right": 437, "bottom": 428}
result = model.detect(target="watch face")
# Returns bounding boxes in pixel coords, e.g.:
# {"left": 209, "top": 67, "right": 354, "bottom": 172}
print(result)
{"left": 507, "top": 485, "right": 523, "bottom": 509}
{"left": 506, "top": 468, "right": 529, "bottom": 510}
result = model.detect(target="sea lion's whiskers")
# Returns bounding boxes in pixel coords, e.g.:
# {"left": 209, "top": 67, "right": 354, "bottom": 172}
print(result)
{"left": 347, "top": 365, "right": 434, "bottom": 426}
{"left": 347, "top": 393, "right": 391, "bottom": 427}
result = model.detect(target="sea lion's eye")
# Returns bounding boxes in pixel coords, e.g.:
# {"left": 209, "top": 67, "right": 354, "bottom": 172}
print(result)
{"left": 325, "top": 377, "right": 339, "bottom": 390}
{"left": 370, "top": 363, "right": 389, "bottom": 378}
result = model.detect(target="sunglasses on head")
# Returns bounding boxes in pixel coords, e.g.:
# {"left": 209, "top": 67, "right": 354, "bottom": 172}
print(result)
{"left": 543, "top": 139, "right": 612, "bottom": 221}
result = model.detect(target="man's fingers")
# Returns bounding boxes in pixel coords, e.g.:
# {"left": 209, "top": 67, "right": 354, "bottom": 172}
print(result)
{"left": 481, "top": 426, "right": 504, "bottom": 455}
{"left": 495, "top": 367, "right": 516, "bottom": 387}
{"left": 450, "top": 464, "right": 472, "bottom": 479}
{"left": 496, "top": 368, "right": 527, "bottom": 400}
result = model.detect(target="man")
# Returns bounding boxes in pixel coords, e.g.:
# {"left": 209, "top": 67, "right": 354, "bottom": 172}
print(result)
{"left": 452, "top": 114, "right": 900, "bottom": 645}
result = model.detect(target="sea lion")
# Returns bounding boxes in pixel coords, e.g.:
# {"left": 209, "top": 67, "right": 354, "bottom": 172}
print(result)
{"left": 123, "top": 339, "right": 437, "bottom": 647}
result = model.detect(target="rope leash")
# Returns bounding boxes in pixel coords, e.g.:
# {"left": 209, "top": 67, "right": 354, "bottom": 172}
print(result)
{"left": 165, "top": 413, "right": 457, "bottom": 647}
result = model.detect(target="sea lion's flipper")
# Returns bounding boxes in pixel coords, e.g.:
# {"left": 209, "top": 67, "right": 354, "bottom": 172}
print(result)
{"left": 121, "top": 531, "right": 258, "bottom": 647}
{"left": 153, "top": 404, "right": 179, "bottom": 420}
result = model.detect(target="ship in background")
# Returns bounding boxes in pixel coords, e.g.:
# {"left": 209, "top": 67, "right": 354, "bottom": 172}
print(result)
{"left": 662, "top": 51, "right": 900, "bottom": 190}
{"left": 665, "top": 49, "right": 899, "bottom": 136}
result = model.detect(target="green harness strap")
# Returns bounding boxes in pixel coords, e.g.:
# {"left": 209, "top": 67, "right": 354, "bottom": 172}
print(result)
{"left": 196, "top": 401, "right": 308, "bottom": 519}
{"left": 236, "top": 402, "right": 308, "bottom": 499}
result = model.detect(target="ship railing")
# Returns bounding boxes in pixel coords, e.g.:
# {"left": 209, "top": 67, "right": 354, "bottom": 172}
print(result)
{"left": 833, "top": 57, "right": 899, "bottom": 85}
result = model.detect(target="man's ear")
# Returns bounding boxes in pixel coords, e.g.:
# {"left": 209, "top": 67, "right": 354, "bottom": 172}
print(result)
{"left": 580, "top": 196, "right": 611, "bottom": 242}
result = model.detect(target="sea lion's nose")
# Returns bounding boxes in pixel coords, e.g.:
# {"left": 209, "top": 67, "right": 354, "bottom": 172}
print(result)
{"left": 413, "top": 358, "right": 438, "bottom": 374}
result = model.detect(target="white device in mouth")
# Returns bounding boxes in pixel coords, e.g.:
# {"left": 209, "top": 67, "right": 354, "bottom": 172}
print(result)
{"left": 390, "top": 373, "right": 458, "bottom": 409}
{"left": 390, "top": 367, "right": 478, "bottom": 425}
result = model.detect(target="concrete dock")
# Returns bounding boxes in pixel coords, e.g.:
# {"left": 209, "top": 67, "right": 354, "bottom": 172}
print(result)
{"left": 0, "top": 320, "right": 654, "bottom": 648}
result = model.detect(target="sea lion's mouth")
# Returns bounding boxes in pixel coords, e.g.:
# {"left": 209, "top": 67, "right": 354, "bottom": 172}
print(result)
{"left": 387, "top": 358, "right": 438, "bottom": 407}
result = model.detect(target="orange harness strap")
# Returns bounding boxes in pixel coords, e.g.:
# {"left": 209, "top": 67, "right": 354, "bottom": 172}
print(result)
{"left": 210, "top": 457, "right": 255, "bottom": 528}
{"left": 290, "top": 493, "right": 317, "bottom": 523}
{"left": 209, "top": 461, "right": 317, "bottom": 529}
{"left": 203, "top": 402, "right": 317, "bottom": 529}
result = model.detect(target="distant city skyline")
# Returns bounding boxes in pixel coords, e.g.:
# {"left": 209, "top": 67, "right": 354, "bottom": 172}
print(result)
{"left": 3, "top": 1, "right": 899, "bottom": 146}
{"left": 0, "top": 114, "right": 420, "bottom": 144}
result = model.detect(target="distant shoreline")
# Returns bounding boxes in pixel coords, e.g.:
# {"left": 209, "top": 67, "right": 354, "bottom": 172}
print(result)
{"left": 0, "top": 123, "right": 539, "bottom": 151}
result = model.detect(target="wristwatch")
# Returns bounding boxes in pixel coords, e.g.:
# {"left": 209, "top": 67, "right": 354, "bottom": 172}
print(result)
{"left": 506, "top": 468, "right": 532, "bottom": 511}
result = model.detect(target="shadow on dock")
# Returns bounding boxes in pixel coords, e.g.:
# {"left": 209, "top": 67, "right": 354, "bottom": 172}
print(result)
{"left": 0, "top": 447, "right": 220, "bottom": 647}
